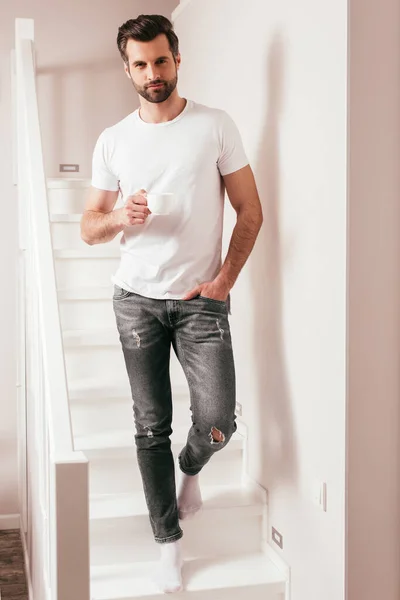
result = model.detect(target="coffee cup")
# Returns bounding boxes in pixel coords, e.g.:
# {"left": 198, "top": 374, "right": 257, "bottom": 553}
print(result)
{"left": 146, "top": 192, "right": 176, "bottom": 215}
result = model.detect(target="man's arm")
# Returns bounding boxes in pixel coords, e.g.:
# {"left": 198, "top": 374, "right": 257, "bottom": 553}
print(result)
{"left": 80, "top": 187, "right": 150, "bottom": 245}
{"left": 80, "top": 187, "right": 122, "bottom": 245}
{"left": 182, "top": 164, "right": 263, "bottom": 301}
{"left": 215, "top": 164, "right": 263, "bottom": 290}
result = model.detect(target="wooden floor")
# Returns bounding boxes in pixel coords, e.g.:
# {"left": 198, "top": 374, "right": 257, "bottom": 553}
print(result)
{"left": 0, "top": 530, "right": 28, "bottom": 600}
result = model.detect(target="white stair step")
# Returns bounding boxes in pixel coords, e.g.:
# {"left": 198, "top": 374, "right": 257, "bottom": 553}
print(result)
{"left": 90, "top": 503, "right": 263, "bottom": 565}
{"left": 51, "top": 222, "right": 121, "bottom": 252}
{"left": 47, "top": 179, "right": 91, "bottom": 214}
{"left": 63, "top": 328, "right": 119, "bottom": 347}
{"left": 47, "top": 177, "right": 90, "bottom": 189}
{"left": 58, "top": 286, "right": 114, "bottom": 301}
{"left": 50, "top": 213, "right": 82, "bottom": 222}
{"left": 69, "top": 397, "right": 193, "bottom": 439}
{"left": 68, "top": 381, "right": 130, "bottom": 401}
{"left": 69, "top": 395, "right": 243, "bottom": 447}
{"left": 59, "top": 298, "right": 116, "bottom": 331}
{"left": 75, "top": 428, "right": 244, "bottom": 453}
{"left": 55, "top": 257, "right": 119, "bottom": 288}
{"left": 64, "top": 346, "right": 187, "bottom": 394}
{"left": 68, "top": 380, "right": 189, "bottom": 402}
{"left": 64, "top": 343, "right": 126, "bottom": 384}
{"left": 87, "top": 446, "right": 244, "bottom": 494}
{"left": 90, "top": 484, "right": 263, "bottom": 521}
{"left": 90, "top": 553, "right": 287, "bottom": 600}
{"left": 69, "top": 396, "right": 133, "bottom": 438}
{"left": 54, "top": 248, "right": 120, "bottom": 259}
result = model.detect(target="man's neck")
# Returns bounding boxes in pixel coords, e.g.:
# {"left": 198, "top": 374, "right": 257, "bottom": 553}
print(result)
{"left": 138, "top": 94, "right": 187, "bottom": 124}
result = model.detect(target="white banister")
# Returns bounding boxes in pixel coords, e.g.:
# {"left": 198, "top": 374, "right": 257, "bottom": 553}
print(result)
{"left": 15, "top": 18, "right": 90, "bottom": 600}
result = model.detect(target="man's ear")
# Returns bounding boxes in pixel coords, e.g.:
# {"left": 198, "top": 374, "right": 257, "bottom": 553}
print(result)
{"left": 124, "top": 63, "right": 131, "bottom": 79}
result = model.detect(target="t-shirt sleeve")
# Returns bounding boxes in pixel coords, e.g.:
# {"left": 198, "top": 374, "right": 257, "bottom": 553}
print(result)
{"left": 217, "top": 111, "right": 249, "bottom": 176}
{"left": 91, "top": 130, "right": 119, "bottom": 191}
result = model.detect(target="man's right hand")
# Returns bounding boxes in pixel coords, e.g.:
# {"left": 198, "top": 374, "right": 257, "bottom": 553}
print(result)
{"left": 119, "top": 189, "right": 151, "bottom": 226}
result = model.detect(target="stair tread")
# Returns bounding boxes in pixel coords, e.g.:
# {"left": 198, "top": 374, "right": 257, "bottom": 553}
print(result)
{"left": 63, "top": 327, "right": 119, "bottom": 347}
{"left": 47, "top": 178, "right": 90, "bottom": 188}
{"left": 90, "top": 552, "right": 286, "bottom": 599}
{"left": 50, "top": 214, "right": 82, "bottom": 222}
{"left": 75, "top": 428, "right": 244, "bottom": 453}
{"left": 68, "top": 380, "right": 189, "bottom": 401}
{"left": 90, "top": 484, "right": 263, "bottom": 520}
{"left": 54, "top": 248, "right": 120, "bottom": 258}
{"left": 68, "top": 382, "right": 132, "bottom": 400}
{"left": 58, "top": 286, "right": 114, "bottom": 300}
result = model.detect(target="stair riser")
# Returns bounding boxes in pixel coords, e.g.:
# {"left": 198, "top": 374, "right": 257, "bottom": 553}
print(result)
{"left": 60, "top": 299, "right": 115, "bottom": 330}
{"left": 48, "top": 187, "right": 88, "bottom": 213}
{"left": 92, "top": 588, "right": 285, "bottom": 600}
{"left": 90, "top": 512, "right": 263, "bottom": 565}
{"left": 87, "top": 450, "right": 244, "bottom": 495}
{"left": 65, "top": 346, "right": 193, "bottom": 390}
{"left": 71, "top": 399, "right": 133, "bottom": 437}
{"left": 51, "top": 222, "right": 120, "bottom": 251}
{"left": 65, "top": 346, "right": 127, "bottom": 383}
{"left": 71, "top": 401, "right": 195, "bottom": 437}
{"left": 55, "top": 257, "right": 120, "bottom": 288}
{"left": 68, "top": 383, "right": 189, "bottom": 402}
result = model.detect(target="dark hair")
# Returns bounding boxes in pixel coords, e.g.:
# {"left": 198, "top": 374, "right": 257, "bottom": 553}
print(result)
{"left": 117, "top": 15, "right": 180, "bottom": 64}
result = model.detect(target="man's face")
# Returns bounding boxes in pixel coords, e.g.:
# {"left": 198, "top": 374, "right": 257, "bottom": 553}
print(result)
{"left": 124, "top": 34, "right": 180, "bottom": 104}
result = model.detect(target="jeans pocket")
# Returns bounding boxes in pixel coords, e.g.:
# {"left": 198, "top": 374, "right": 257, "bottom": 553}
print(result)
{"left": 113, "top": 285, "right": 133, "bottom": 300}
{"left": 198, "top": 295, "right": 226, "bottom": 306}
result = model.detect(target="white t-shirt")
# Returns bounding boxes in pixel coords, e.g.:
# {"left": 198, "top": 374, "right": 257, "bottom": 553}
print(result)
{"left": 91, "top": 99, "right": 249, "bottom": 299}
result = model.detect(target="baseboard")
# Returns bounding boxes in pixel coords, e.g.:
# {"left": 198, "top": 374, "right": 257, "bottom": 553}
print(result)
{"left": 19, "top": 515, "right": 33, "bottom": 600}
{"left": 263, "top": 540, "right": 291, "bottom": 600}
{"left": 235, "top": 476, "right": 291, "bottom": 600}
{"left": 235, "top": 416, "right": 247, "bottom": 439}
{"left": 0, "top": 514, "right": 20, "bottom": 529}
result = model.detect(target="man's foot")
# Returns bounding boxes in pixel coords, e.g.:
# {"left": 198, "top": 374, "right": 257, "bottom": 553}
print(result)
{"left": 177, "top": 460, "right": 203, "bottom": 520}
{"left": 155, "top": 539, "right": 183, "bottom": 594}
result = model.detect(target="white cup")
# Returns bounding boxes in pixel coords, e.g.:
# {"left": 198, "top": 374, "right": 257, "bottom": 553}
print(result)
{"left": 146, "top": 192, "right": 176, "bottom": 215}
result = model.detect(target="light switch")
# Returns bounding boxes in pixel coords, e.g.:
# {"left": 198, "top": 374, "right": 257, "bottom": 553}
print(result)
{"left": 312, "top": 481, "right": 327, "bottom": 512}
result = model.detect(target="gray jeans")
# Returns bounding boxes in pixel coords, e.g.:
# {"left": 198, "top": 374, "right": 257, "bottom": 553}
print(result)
{"left": 112, "top": 285, "right": 237, "bottom": 543}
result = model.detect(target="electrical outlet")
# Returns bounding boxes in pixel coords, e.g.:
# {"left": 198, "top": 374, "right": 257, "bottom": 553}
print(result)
{"left": 235, "top": 402, "right": 242, "bottom": 416}
{"left": 272, "top": 526, "right": 283, "bottom": 549}
{"left": 60, "top": 164, "right": 79, "bottom": 172}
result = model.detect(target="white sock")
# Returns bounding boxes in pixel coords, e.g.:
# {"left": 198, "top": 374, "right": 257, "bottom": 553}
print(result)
{"left": 177, "top": 462, "right": 203, "bottom": 520}
{"left": 156, "top": 539, "right": 183, "bottom": 594}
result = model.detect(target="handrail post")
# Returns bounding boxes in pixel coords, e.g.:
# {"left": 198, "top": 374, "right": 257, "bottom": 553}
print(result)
{"left": 50, "top": 456, "right": 90, "bottom": 600}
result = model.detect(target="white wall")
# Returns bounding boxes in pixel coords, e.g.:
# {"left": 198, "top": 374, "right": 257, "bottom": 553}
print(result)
{"left": 173, "top": 2, "right": 400, "bottom": 599}
{"left": 173, "top": 1, "right": 347, "bottom": 599}
{"left": 0, "top": 0, "right": 178, "bottom": 519}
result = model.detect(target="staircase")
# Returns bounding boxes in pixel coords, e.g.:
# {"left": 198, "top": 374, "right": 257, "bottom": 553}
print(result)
{"left": 48, "top": 178, "right": 288, "bottom": 599}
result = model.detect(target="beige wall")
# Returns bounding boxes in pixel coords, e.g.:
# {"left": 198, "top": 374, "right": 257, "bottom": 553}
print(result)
{"left": 0, "top": 0, "right": 178, "bottom": 517}
{"left": 347, "top": 0, "right": 400, "bottom": 598}
{"left": 173, "top": 1, "right": 347, "bottom": 599}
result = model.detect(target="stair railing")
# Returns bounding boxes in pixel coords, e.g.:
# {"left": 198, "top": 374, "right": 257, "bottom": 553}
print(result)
{"left": 14, "top": 18, "right": 90, "bottom": 600}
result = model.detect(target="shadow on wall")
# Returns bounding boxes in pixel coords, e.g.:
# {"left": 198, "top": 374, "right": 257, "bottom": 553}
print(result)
{"left": 250, "top": 33, "right": 299, "bottom": 491}
{"left": 36, "top": 58, "right": 135, "bottom": 178}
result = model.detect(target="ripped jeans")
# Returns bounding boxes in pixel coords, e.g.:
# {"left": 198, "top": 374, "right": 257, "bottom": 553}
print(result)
{"left": 113, "top": 285, "right": 237, "bottom": 543}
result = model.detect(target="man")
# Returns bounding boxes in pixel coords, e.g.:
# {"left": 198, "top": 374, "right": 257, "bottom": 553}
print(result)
{"left": 80, "top": 14, "right": 263, "bottom": 594}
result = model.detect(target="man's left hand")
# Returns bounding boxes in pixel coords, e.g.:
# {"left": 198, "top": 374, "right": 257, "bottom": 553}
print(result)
{"left": 182, "top": 279, "right": 230, "bottom": 302}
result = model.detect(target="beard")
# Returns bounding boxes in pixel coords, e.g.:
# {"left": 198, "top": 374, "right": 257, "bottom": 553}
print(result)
{"left": 132, "top": 71, "right": 178, "bottom": 104}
